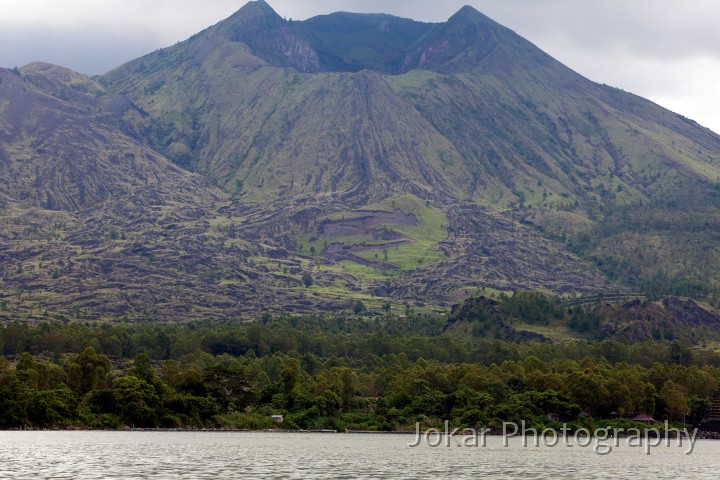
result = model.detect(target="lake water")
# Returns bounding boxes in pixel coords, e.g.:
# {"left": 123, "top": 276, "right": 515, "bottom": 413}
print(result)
{"left": 0, "top": 431, "right": 718, "bottom": 479}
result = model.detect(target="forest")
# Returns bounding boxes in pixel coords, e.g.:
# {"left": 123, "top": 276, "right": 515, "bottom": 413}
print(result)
{"left": 0, "top": 305, "right": 717, "bottom": 432}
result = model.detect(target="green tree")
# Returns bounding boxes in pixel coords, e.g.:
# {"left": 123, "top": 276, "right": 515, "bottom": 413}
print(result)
{"left": 66, "top": 347, "right": 111, "bottom": 395}
{"left": 668, "top": 341, "right": 693, "bottom": 366}
{"left": 16, "top": 352, "right": 35, "bottom": 371}
{"left": 129, "top": 353, "right": 155, "bottom": 383}
{"left": 112, "top": 376, "right": 161, "bottom": 427}
{"left": 567, "top": 372, "right": 610, "bottom": 415}
{"left": 353, "top": 300, "right": 366, "bottom": 315}
{"left": 281, "top": 359, "right": 300, "bottom": 394}
{"left": 26, "top": 386, "right": 77, "bottom": 427}
{"left": 165, "top": 393, "right": 217, "bottom": 426}
{"left": 339, "top": 367, "right": 356, "bottom": 412}
{"left": 660, "top": 380, "right": 689, "bottom": 421}
{"left": 639, "top": 383, "right": 656, "bottom": 416}
{"left": 203, "top": 364, "right": 253, "bottom": 410}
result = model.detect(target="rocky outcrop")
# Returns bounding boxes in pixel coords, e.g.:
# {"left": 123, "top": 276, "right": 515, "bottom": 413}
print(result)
{"left": 445, "top": 296, "right": 549, "bottom": 342}
{"left": 216, "top": 0, "right": 320, "bottom": 72}
{"left": 594, "top": 297, "right": 720, "bottom": 343}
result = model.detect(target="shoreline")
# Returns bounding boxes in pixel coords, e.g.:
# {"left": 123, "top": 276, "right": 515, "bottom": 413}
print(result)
{"left": 4, "top": 427, "right": 720, "bottom": 439}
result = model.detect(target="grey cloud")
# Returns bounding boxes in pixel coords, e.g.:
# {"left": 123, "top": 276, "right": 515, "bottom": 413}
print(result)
{"left": 0, "top": 25, "right": 162, "bottom": 75}
{"left": 475, "top": 0, "right": 720, "bottom": 60}
{"left": 5, "top": 1, "right": 720, "bottom": 72}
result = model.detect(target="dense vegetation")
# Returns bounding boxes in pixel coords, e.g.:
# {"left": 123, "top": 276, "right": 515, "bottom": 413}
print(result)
{"left": 561, "top": 192, "right": 720, "bottom": 303}
{"left": 0, "top": 310, "right": 717, "bottom": 431}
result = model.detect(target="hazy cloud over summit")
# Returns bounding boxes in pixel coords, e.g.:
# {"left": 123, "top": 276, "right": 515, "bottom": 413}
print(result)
{"left": 2, "top": 0, "right": 719, "bottom": 133}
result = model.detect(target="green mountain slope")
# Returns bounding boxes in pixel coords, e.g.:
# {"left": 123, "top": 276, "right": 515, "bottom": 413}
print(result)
{"left": 98, "top": 1, "right": 720, "bottom": 301}
{"left": 103, "top": 2, "right": 720, "bottom": 209}
{"left": 1, "top": 1, "right": 719, "bottom": 320}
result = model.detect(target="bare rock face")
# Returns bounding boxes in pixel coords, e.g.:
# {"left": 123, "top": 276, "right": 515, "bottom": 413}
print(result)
{"left": 662, "top": 297, "right": 720, "bottom": 328}
{"left": 216, "top": 0, "right": 320, "bottom": 72}
{"left": 445, "top": 296, "right": 549, "bottom": 342}
{"left": 591, "top": 297, "right": 720, "bottom": 343}
{"left": 401, "top": 6, "right": 501, "bottom": 73}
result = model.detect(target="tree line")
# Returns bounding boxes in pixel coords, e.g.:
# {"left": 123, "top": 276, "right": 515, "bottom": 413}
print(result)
{"left": 0, "top": 314, "right": 718, "bottom": 430}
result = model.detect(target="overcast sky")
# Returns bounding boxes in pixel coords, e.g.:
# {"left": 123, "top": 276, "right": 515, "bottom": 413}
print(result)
{"left": 2, "top": 0, "right": 720, "bottom": 133}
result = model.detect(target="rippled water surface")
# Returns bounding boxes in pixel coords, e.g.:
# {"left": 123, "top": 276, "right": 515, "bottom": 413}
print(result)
{"left": 0, "top": 431, "right": 718, "bottom": 479}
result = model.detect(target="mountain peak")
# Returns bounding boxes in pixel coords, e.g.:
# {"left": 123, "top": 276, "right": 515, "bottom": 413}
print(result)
{"left": 396, "top": 5, "right": 508, "bottom": 73}
{"left": 216, "top": 1, "right": 320, "bottom": 72}
{"left": 237, "top": 0, "right": 277, "bottom": 16}
{"left": 225, "top": 0, "right": 282, "bottom": 26}
{"left": 456, "top": 5, "right": 482, "bottom": 16}
{"left": 448, "top": 5, "right": 498, "bottom": 27}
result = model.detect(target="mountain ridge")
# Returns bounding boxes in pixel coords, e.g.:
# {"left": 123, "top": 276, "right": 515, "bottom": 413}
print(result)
{"left": 101, "top": 2, "right": 720, "bottom": 205}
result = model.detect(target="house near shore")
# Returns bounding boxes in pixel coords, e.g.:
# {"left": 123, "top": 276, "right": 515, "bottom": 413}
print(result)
{"left": 630, "top": 413, "right": 656, "bottom": 424}
{"left": 271, "top": 415, "right": 284, "bottom": 424}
